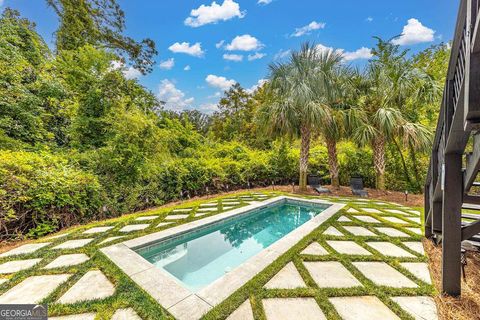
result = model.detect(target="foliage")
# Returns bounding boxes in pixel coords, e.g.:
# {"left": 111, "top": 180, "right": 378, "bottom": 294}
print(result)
{"left": 0, "top": 6, "right": 449, "bottom": 238}
{"left": 46, "top": 0, "right": 157, "bottom": 73}
{"left": 0, "top": 151, "right": 103, "bottom": 238}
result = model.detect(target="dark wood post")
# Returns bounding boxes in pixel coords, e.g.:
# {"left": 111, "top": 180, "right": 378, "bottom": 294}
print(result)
{"left": 441, "top": 152, "right": 463, "bottom": 296}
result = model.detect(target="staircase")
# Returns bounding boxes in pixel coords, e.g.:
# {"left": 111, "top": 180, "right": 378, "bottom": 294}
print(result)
{"left": 424, "top": 0, "right": 480, "bottom": 296}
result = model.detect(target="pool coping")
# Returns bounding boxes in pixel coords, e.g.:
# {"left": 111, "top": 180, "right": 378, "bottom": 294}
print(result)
{"left": 100, "top": 196, "right": 344, "bottom": 320}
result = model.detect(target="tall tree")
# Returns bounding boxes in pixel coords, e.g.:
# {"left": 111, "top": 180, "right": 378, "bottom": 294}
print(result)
{"left": 348, "top": 38, "right": 437, "bottom": 190}
{"left": 258, "top": 43, "right": 341, "bottom": 191}
{"left": 46, "top": 0, "right": 157, "bottom": 74}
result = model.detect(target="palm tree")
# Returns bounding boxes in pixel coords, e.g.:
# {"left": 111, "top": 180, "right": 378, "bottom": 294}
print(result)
{"left": 318, "top": 65, "right": 354, "bottom": 188}
{"left": 347, "top": 38, "right": 436, "bottom": 191}
{"left": 258, "top": 42, "right": 343, "bottom": 191}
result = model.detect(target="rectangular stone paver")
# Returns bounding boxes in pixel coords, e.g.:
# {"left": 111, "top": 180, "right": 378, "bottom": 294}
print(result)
{"left": 400, "top": 262, "right": 431, "bottom": 284}
{"left": 327, "top": 241, "right": 372, "bottom": 256}
{"left": 343, "top": 226, "right": 376, "bottom": 236}
{"left": 304, "top": 261, "right": 362, "bottom": 288}
{"left": 391, "top": 296, "right": 438, "bottom": 320}
{"left": 405, "top": 216, "right": 421, "bottom": 224}
{"left": 0, "top": 259, "right": 42, "bottom": 274}
{"left": 164, "top": 214, "right": 190, "bottom": 220}
{"left": 0, "top": 274, "right": 71, "bottom": 303}
{"left": 172, "top": 208, "right": 191, "bottom": 213}
{"left": 403, "top": 242, "right": 425, "bottom": 255}
{"left": 44, "top": 254, "right": 90, "bottom": 269}
{"left": 329, "top": 296, "right": 400, "bottom": 320}
{"left": 53, "top": 239, "right": 94, "bottom": 250}
{"left": 111, "top": 308, "right": 142, "bottom": 320}
{"left": 301, "top": 242, "right": 328, "bottom": 255}
{"left": 353, "top": 262, "right": 417, "bottom": 288}
{"left": 263, "top": 298, "right": 326, "bottom": 320}
{"left": 385, "top": 209, "right": 408, "bottom": 215}
{"left": 196, "top": 208, "right": 218, "bottom": 213}
{"left": 264, "top": 262, "right": 306, "bottom": 289}
{"left": 57, "top": 270, "right": 115, "bottom": 304}
{"left": 135, "top": 216, "right": 158, "bottom": 221}
{"left": 323, "top": 226, "right": 344, "bottom": 236}
{"left": 362, "top": 208, "right": 383, "bottom": 214}
{"left": 83, "top": 226, "right": 114, "bottom": 234}
{"left": 0, "top": 243, "right": 51, "bottom": 257}
{"left": 226, "top": 300, "right": 254, "bottom": 320}
{"left": 375, "top": 227, "right": 410, "bottom": 238}
{"left": 366, "top": 242, "right": 416, "bottom": 258}
{"left": 157, "top": 222, "right": 173, "bottom": 228}
{"left": 383, "top": 217, "right": 409, "bottom": 224}
{"left": 353, "top": 216, "right": 381, "bottom": 223}
{"left": 168, "top": 294, "right": 211, "bottom": 320}
{"left": 119, "top": 224, "right": 150, "bottom": 232}
{"left": 338, "top": 216, "right": 352, "bottom": 222}
{"left": 99, "top": 236, "right": 124, "bottom": 244}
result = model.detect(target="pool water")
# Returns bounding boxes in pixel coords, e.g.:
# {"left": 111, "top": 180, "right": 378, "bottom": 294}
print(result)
{"left": 137, "top": 200, "right": 329, "bottom": 291}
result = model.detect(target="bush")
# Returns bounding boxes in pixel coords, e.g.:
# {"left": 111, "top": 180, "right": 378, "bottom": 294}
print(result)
{"left": 0, "top": 150, "right": 103, "bottom": 239}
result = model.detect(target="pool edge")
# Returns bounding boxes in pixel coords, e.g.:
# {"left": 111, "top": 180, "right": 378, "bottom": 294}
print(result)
{"left": 100, "top": 196, "right": 344, "bottom": 320}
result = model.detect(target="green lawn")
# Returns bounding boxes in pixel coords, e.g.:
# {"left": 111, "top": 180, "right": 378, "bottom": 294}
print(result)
{"left": 0, "top": 192, "right": 433, "bottom": 319}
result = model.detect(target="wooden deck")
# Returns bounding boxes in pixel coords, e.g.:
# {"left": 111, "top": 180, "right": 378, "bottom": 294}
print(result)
{"left": 425, "top": 0, "right": 480, "bottom": 296}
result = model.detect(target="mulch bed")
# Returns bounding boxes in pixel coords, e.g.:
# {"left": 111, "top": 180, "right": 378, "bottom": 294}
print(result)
{"left": 424, "top": 239, "right": 480, "bottom": 320}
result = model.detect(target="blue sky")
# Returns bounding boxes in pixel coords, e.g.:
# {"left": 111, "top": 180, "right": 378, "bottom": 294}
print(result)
{"left": 3, "top": 0, "right": 458, "bottom": 113}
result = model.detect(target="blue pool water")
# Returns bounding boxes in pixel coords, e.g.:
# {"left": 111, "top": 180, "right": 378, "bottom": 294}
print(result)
{"left": 137, "top": 200, "right": 329, "bottom": 291}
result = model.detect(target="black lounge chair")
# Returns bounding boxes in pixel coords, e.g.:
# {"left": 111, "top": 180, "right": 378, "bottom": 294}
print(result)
{"left": 308, "top": 175, "right": 331, "bottom": 194}
{"left": 350, "top": 177, "right": 368, "bottom": 197}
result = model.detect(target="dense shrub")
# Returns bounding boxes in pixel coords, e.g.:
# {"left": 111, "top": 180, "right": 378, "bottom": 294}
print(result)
{"left": 0, "top": 151, "right": 103, "bottom": 239}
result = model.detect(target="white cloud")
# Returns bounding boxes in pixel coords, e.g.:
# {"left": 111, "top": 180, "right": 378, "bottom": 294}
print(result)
{"left": 169, "top": 42, "right": 204, "bottom": 57}
{"left": 248, "top": 52, "right": 266, "bottom": 61}
{"left": 223, "top": 53, "right": 243, "bottom": 62}
{"left": 392, "top": 18, "right": 435, "bottom": 45}
{"left": 257, "top": 0, "right": 272, "bottom": 4}
{"left": 184, "top": 65, "right": 191, "bottom": 71}
{"left": 110, "top": 61, "right": 142, "bottom": 79}
{"left": 343, "top": 47, "right": 372, "bottom": 61}
{"left": 123, "top": 67, "right": 142, "bottom": 80}
{"left": 247, "top": 79, "right": 267, "bottom": 93}
{"left": 366, "top": 16, "right": 373, "bottom": 22}
{"left": 157, "top": 79, "right": 194, "bottom": 111}
{"left": 315, "top": 44, "right": 372, "bottom": 62}
{"left": 184, "top": 0, "right": 245, "bottom": 27}
{"left": 159, "top": 58, "right": 175, "bottom": 70}
{"left": 274, "top": 49, "right": 291, "bottom": 60}
{"left": 215, "top": 40, "right": 225, "bottom": 49}
{"left": 225, "top": 34, "right": 263, "bottom": 51}
{"left": 291, "top": 21, "right": 326, "bottom": 37}
{"left": 197, "top": 103, "right": 219, "bottom": 114}
{"left": 205, "top": 74, "right": 236, "bottom": 91}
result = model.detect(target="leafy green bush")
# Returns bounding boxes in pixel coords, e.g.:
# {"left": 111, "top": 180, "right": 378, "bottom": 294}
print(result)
{"left": 0, "top": 150, "right": 103, "bottom": 238}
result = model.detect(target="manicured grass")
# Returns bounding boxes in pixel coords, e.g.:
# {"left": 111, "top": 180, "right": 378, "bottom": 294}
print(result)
{"left": 0, "top": 192, "right": 433, "bottom": 319}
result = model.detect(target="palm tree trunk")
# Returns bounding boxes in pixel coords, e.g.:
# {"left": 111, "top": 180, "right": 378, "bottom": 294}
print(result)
{"left": 372, "top": 135, "right": 386, "bottom": 191}
{"left": 392, "top": 138, "right": 412, "bottom": 187}
{"left": 326, "top": 138, "right": 340, "bottom": 188}
{"left": 299, "top": 125, "right": 311, "bottom": 191}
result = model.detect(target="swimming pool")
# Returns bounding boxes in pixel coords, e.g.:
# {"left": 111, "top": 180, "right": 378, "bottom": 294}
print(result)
{"left": 102, "top": 196, "right": 343, "bottom": 319}
{"left": 136, "top": 200, "right": 329, "bottom": 291}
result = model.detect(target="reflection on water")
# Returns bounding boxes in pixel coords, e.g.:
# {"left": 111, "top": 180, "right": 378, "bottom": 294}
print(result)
{"left": 140, "top": 202, "right": 327, "bottom": 291}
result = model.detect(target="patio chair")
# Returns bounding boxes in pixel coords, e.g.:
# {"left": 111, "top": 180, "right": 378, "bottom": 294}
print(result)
{"left": 350, "top": 177, "right": 368, "bottom": 197}
{"left": 308, "top": 175, "right": 331, "bottom": 194}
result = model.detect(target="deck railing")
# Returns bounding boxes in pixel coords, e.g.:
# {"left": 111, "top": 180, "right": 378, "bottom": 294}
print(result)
{"left": 425, "top": 0, "right": 480, "bottom": 296}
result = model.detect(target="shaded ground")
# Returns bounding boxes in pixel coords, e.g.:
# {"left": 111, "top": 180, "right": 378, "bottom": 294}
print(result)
{"left": 424, "top": 240, "right": 480, "bottom": 320}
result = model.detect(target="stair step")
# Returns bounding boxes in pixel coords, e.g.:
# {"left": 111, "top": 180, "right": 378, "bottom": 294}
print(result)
{"left": 462, "top": 203, "right": 480, "bottom": 210}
